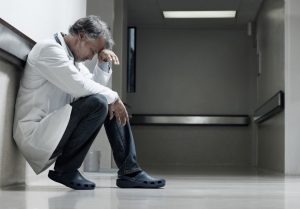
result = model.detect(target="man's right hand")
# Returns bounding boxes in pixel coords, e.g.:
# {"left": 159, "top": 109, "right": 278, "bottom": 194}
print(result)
{"left": 98, "top": 49, "right": 120, "bottom": 65}
{"left": 109, "top": 98, "right": 129, "bottom": 126}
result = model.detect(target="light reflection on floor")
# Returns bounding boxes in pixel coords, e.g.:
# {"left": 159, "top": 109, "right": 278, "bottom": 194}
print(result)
{"left": 1, "top": 169, "right": 300, "bottom": 209}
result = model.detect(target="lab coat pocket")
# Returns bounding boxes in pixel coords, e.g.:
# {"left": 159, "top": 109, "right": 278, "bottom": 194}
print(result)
{"left": 18, "top": 107, "right": 46, "bottom": 139}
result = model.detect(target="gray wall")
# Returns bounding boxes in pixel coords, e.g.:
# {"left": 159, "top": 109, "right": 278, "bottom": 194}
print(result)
{"left": 85, "top": 0, "right": 115, "bottom": 171}
{"left": 127, "top": 28, "right": 257, "bottom": 169}
{"left": 256, "top": 0, "right": 285, "bottom": 172}
{"left": 285, "top": 0, "right": 300, "bottom": 175}
{"left": 112, "top": 0, "right": 128, "bottom": 102}
{"left": 85, "top": 0, "right": 128, "bottom": 170}
{"left": 128, "top": 29, "right": 256, "bottom": 115}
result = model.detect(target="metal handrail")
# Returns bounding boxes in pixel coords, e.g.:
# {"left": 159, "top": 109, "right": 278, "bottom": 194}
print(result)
{"left": 253, "top": 91, "right": 284, "bottom": 124}
{"left": 130, "top": 114, "right": 250, "bottom": 126}
{"left": 0, "top": 18, "right": 35, "bottom": 68}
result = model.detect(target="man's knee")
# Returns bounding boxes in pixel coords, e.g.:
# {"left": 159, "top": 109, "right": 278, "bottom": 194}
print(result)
{"left": 85, "top": 94, "right": 108, "bottom": 114}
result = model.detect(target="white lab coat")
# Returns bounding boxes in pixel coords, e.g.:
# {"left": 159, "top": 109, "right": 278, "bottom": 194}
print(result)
{"left": 13, "top": 33, "right": 119, "bottom": 174}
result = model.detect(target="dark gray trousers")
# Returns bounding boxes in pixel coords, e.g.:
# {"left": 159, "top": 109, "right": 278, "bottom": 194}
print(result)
{"left": 50, "top": 94, "right": 141, "bottom": 176}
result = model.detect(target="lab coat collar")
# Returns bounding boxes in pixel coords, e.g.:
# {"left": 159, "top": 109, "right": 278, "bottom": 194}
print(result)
{"left": 55, "top": 32, "right": 74, "bottom": 61}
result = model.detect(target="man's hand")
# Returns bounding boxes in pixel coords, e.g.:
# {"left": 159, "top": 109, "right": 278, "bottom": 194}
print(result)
{"left": 98, "top": 49, "right": 120, "bottom": 65}
{"left": 109, "top": 98, "right": 129, "bottom": 126}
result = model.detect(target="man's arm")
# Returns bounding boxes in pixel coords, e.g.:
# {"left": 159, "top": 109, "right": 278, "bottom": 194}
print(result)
{"left": 78, "top": 48, "right": 128, "bottom": 125}
{"left": 92, "top": 61, "right": 113, "bottom": 86}
{"left": 79, "top": 49, "right": 119, "bottom": 86}
{"left": 96, "top": 50, "right": 129, "bottom": 126}
{"left": 36, "top": 43, "right": 118, "bottom": 104}
{"left": 92, "top": 49, "right": 119, "bottom": 85}
{"left": 77, "top": 61, "right": 112, "bottom": 87}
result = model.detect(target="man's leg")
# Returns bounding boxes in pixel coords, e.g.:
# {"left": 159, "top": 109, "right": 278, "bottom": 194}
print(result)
{"left": 104, "top": 117, "right": 166, "bottom": 188}
{"left": 48, "top": 94, "right": 108, "bottom": 190}
{"left": 104, "top": 117, "right": 141, "bottom": 176}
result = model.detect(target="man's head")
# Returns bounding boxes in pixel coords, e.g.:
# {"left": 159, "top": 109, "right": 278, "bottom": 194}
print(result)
{"left": 66, "top": 15, "right": 114, "bottom": 62}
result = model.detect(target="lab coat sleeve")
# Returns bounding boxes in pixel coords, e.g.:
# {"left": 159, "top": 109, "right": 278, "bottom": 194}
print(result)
{"left": 92, "top": 61, "right": 112, "bottom": 86}
{"left": 36, "top": 43, "right": 119, "bottom": 104}
{"left": 78, "top": 61, "right": 112, "bottom": 87}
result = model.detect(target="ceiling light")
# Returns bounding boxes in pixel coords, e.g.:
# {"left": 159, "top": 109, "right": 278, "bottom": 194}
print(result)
{"left": 163, "top": 11, "right": 236, "bottom": 18}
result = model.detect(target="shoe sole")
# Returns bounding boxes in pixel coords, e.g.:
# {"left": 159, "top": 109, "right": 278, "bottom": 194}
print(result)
{"left": 116, "top": 179, "right": 166, "bottom": 188}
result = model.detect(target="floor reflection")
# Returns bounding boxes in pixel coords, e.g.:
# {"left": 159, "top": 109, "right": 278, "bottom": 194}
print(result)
{"left": 1, "top": 171, "right": 300, "bottom": 209}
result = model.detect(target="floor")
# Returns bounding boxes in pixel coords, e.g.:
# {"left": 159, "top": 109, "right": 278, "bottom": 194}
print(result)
{"left": 1, "top": 168, "right": 300, "bottom": 209}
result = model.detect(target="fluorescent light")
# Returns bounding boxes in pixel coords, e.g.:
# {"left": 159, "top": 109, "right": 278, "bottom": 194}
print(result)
{"left": 163, "top": 11, "right": 236, "bottom": 18}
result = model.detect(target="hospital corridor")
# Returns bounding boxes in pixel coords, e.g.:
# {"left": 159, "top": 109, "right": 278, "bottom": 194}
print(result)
{"left": 1, "top": 0, "right": 300, "bottom": 208}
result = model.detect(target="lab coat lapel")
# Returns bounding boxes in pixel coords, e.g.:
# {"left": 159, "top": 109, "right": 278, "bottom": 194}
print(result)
{"left": 55, "top": 33, "right": 74, "bottom": 61}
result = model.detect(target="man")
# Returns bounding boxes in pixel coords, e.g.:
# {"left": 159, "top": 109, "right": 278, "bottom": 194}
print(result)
{"left": 13, "top": 15, "right": 165, "bottom": 190}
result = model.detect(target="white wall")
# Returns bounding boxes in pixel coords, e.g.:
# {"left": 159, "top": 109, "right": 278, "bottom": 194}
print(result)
{"left": 285, "top": 0, "right": 300, "bottom": 175}
{"left": 0, "top": 0, "right": 86, "bottom": 41}
{"left": 0, "top": 0, "right": 86, "bottom": 185}
{"left": 0, "top": 59, "right": 25, "bottom": 187}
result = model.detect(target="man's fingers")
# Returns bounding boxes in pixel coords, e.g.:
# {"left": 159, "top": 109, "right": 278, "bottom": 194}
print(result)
{"left": 122, "top": 110, "right": 129, "bottom": 126}
{"left": 109, "top": 53, "right": 119, "bottom": 65}
{"left": 112, "top": 98, "right": 128, "bottom": 125}
{"left": 123, "top": 110, "right": 129, "bottom": 125}
{"left": 116, "top": 110, "right": 127, "bottom": 126}
{"left": 113, "top": 55, "right": 120, "bottom": 65}
{"left": 115, "top": 112, "right": 121, "bottom": 124}
{"left": 109, "top": 112, "right": 114, "bottom": 120}
{"left": 122, "top": 114, "right": 127, "bottom": 126}
{"left": 109, "top": 106, "right": 114, "bottom": 120}
{"left": 116, "top": 110, "right": 125, "bottom": 126}
{"left": 99, "top": 49, "right": 120, "bottom": 65}
{"left": 126, "top": 112, "right": 129, "bottom": 124}
{"left": 108, "top": 54, "right": 113, "bottom": 61}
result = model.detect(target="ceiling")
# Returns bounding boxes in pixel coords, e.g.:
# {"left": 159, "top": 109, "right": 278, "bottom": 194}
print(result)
{"left": 127, "top": 0, "right": 264, "bottom": 29}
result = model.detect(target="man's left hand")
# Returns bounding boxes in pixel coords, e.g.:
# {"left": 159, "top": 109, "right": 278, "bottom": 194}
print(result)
{"left": 108, "top": 98, "right": 129, "bottom": 126}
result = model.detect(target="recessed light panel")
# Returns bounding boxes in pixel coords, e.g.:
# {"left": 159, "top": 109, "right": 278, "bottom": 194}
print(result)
{"left": 163, "top": 11, "right": 236, "bottom": 18}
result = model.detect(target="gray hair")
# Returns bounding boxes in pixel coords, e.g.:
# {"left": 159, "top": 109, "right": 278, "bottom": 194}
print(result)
{"left": 69, "top": 15, "right": 114, "bottom": 49}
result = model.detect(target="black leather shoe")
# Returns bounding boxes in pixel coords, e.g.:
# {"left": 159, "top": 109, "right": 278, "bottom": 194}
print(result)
{"left": 48, "top": 170, "right": 95, "bottom": 190}
{"left": 116, "top": 171, "right": 166, "bottom": 188}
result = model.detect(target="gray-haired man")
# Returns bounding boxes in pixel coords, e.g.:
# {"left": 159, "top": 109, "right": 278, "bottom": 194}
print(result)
{"left": 13, "top": 15, "right": 165, "bottom": 189}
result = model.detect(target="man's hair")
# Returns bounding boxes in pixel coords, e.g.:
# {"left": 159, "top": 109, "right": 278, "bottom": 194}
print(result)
{"left": 69, "top": 15, "right": 114, "bottom": 49}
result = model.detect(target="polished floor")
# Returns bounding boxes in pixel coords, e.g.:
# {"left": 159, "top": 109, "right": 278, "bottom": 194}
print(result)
{"left": 1, "top": 169, "right": 300, "bottom": 209}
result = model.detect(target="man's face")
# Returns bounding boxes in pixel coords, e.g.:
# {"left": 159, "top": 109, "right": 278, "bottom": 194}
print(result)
{"left": 72, "top": 34, "right": 106, "bottom": 62}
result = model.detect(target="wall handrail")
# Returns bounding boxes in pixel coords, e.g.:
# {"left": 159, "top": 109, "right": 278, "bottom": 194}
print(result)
{"left": 0, "top": 18, "right": 35, "bottom": 68}
{"left": 130, "top": 114, "right": 250, "bottom": 126}
{"left": 253, "top": 91, "right": 284, "bottom": 124}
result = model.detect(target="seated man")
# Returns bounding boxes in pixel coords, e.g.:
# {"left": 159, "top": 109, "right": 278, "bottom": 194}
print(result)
{"left": 13, "top": 15, "right": 165, "bottom": 190}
